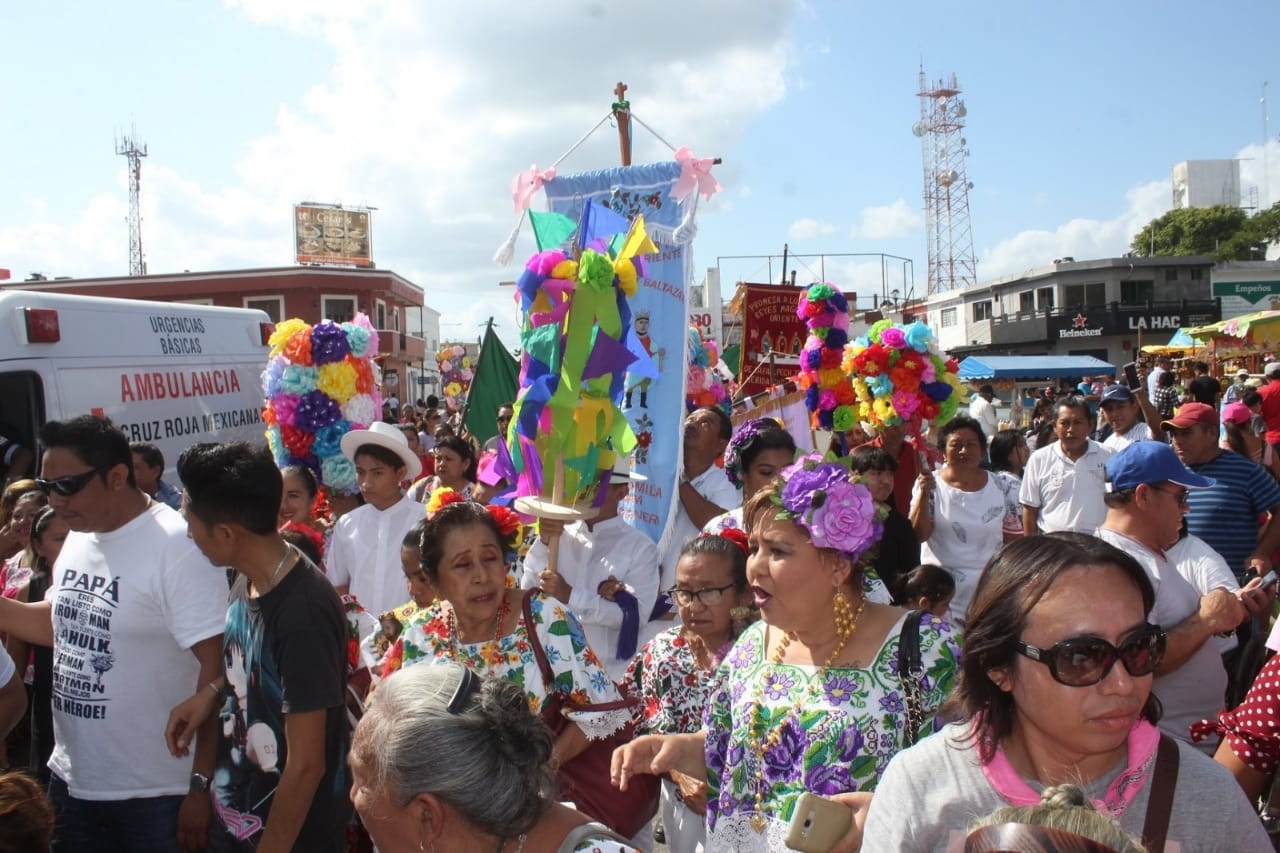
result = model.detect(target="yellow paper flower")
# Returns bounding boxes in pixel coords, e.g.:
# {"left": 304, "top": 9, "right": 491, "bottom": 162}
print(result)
{"left": 819, "top": 368, "right": 845, "bottom": 389}
{"left": 872, "top": 397, "right": 896, "bottom": 424}
{"left": 551, "top": 259, "right": 579, "bottom": 281}
{"left": 858, "top": 402, "right": 873, "bottom": 422}
{"left": 614, "top": 259, "right": 638, "bottom": 297}
{"left": 316, "top": 362, "right": 358, "bottom": 404}
{"left": 269, "top": 318, "right": 310, "bottom": 358}
{"left": 852, "top": 377, "right": 871, "bottom": 402}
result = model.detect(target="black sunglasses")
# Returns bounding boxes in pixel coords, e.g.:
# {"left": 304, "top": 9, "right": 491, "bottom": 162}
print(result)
{"left": 1015, "top": 624, "right": 1166, "bottom": 687}
{"left": 35, "top": 465, "right": 110, "bottom": 497}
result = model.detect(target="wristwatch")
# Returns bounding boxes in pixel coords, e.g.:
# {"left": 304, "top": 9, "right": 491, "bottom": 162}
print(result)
{"left": 189, "top": 772, "right": 211, "bottom": 794}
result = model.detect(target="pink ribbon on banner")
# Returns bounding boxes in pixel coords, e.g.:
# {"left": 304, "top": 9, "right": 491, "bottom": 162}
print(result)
{"left": 670, "top": 146, "right": 721, "bottom": 202}
{"left": 511, "top": 164, "right": 557, "bottom": 213}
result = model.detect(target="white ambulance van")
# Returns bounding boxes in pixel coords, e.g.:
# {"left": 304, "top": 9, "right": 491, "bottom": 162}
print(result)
{"left": 0, "top": 290, "right": 272, "bottom": 477}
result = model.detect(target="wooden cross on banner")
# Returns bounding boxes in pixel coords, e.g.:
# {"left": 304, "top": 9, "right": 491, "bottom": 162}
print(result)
{"left": 612, "top": 81, "right": 632, "bottom": 167}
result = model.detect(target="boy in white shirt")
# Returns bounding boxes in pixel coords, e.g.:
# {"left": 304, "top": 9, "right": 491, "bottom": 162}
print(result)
{"left": 327, "top": 422, "right": 425, "bottom": 616}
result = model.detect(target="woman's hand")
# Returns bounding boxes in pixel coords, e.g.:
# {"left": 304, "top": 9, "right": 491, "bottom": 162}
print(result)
{"left": 611, "top": 732, "right": 706, "bottom": 791}
{"left": 826, "top": 791, "right": 873, "bottom": 853}
{"left": 669, "top": 768, "right": 708, "bottom": 816}
{"left": 916, "top": 470, "right": 935, "bottom": 493}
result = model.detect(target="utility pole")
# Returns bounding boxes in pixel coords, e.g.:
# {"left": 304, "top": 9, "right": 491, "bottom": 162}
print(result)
{"left": 116, "top": 127, "right": 148, "bottom": 276}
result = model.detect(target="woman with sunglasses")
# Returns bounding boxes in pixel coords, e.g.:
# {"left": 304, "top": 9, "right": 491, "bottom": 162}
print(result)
{"left": 862, "top": 533, "right": 1270, "bottom": 851}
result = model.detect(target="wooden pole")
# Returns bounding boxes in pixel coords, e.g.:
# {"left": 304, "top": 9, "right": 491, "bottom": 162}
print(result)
{"left": 613, "top": 82, "right": 632, "bottom": 167}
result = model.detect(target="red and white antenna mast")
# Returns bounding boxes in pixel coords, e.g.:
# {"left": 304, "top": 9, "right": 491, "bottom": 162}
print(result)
{"left": 915, "top": 69, "right": 977, "bottom": 295}
{"left": 116, "top": 126, "right": 148, "bottom": 276}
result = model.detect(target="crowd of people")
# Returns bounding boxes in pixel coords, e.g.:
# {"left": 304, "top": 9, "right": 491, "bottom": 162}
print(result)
{"left": 1, "top": 357, "right": 1280, "bottom": 852}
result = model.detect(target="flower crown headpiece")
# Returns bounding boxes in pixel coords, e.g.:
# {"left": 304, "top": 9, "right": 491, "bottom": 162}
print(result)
{"left": 699, "top": 525, "right": 750, "bottom": 556}
{"left": 769, "top": 454, "right": 885, "bottom": 562}
{"left": 426, "top": 487, "right": 524, "bottom": 560}
{"left": 723, "top": 418, "right": 782, "bottom": 488}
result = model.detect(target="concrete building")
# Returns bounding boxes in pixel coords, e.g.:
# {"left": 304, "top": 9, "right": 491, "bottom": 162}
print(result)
{"left": 4, "top": 266, "right": 432, "bottom": 402}
{"left": 925, "top": 255, "right": 1220, "bottom": 367}
{"left": 1172, "top": 159, "right": 1241, "bottom": 209}
{"left": 1211, "top": 261, "right": 1280, "bottom": 320}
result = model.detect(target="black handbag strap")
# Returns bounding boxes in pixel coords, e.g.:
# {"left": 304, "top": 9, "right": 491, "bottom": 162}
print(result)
{"left": 897, "top": 609, "right": 925, "bottom": 747}
{"left": 1141, "top": 735, "right": 1179, "bottom": 852}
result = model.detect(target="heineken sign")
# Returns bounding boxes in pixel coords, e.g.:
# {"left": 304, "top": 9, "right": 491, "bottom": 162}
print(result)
{"left": 1047, "top": 302, "right": 1220, "bottom": 339}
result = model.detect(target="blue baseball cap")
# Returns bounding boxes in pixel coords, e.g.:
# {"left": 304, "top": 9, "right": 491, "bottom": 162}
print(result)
{"left": 1105, "top": 441, "right": 1215, "bottom": 492}
{"left": 1099, "top": 385, "right": 1134, "bottom": 404}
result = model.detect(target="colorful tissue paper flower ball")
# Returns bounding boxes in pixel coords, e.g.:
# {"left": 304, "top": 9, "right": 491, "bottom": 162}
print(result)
{"left": 343, "top": 322, "right": 374, "bottom": 358}
{"left": 687, "top": 365, "right": 707, "bottom": 392}
{"left": 832, "top": 405, "right": 856, "bottom": 432}
{"left": 262, "top": 358, "right": 286, "bottom": 399}
{"left": 283, "top": 328, "right": 314, "bottom": 366}
{"left": 808, "top": 480, "right": 880, "bottom": 558}
{"left": 345, "top": 355, "right": 375, "bottom": 394}
{"left": 279, "top": 364, "right": 319, "bottom": 397}
{"left": 294, "top": 390, "right": 343, "bottom": 432}
{"left": 321, "top": 455, "right": 358, "bottom": 494}
{"left": 440, "top": 360, "right": 453, "bottom": 372}
{"left": 266, "top": 426, "right": 285, "bottom": 464}
{"left": 272, "top": 393, "right": 301, "bottom": 428}
{"left": 452, "top": 345, "right": 465, "bottom": 357}
{"left": 317, "top": 362, "right": 358, "bottom": 404}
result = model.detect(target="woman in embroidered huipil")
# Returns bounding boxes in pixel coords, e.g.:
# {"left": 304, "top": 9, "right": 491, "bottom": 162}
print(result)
{"left": 614, "top": 458, "right": 958, "bottom": 853}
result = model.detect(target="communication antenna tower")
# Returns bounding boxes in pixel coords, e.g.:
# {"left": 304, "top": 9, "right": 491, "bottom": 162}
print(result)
{"left": 913, "top": 69, "right": 977, "bottom": 295}
{"left": 116, "top": 127, "right": 148, "bottom": 276}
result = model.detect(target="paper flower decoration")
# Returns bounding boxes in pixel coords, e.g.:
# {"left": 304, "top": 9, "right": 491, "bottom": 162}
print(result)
{"left": 795, "top": 283, "right": 853, "bottom": 431}
{"left": 684, "top": 325, "right": 732, "bottom": 416}
{"left": 841, "top": 318, "right": 963, "bottom": 433}
{"left": 772, "top": 455, "right": 885, "bottom": 562}
{"left": 436, "top": 345, "right": 474, "bottom": 411}
{"left": 263, "top": 315, "right": 382, "bottom": 494}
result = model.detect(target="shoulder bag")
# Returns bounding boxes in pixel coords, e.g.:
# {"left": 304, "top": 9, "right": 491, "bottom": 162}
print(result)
{"left": 897, "top": 609, "right": 926, "bottom": 748}
{"left": 522, "top": 590, "right": 660, "bottom": 838}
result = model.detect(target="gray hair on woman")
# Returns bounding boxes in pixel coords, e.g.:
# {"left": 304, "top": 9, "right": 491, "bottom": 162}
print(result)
{"left": 352, "top": 662, "right": 555, "bottom": 838}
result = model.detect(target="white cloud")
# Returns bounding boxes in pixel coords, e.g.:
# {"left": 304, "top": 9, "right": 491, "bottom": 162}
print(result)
{"left": 788, "top": 217, "right": 838, "bottom": 240}
{"left": 849, "top": 198, "right": 922, "bottom": 241}
{"left": 1, "top": 0, "right": 799, "bottom": 334}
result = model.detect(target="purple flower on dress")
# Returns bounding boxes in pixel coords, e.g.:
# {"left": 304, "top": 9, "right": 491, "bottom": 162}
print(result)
{"left": 725, "top": 740, "right": 747, "bottom": 769}
{"left": 762, "top": 670, "right": 797, "bottom": 701}
{"left": 823, "top": 675, "right": 858, "bottom": 705}
{"left": 879, "top": 691, "right": 905, "bottom": 714}
{"left": 835, "top": 724, "right": 865, "bottom": 763}
{"left": 804, "top": 762, "right": 852, "bottom": 796}
{"left": 762, "top": 722, "right": 806, "bottom": 781}
{"left": 730, "top": 679, "right": 748, "bottom": 703}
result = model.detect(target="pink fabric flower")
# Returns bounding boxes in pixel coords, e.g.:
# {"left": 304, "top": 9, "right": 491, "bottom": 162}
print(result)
{"left": 879, "top": 326, "right": 906, "bottom": 349}
{"left": 807, "top": 481, "right": 881, "bottom": 558}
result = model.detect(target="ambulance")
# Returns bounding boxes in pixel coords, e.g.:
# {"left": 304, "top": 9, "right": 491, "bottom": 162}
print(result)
{"left": 0, "top": 290, "right": 272, "bottom": 477}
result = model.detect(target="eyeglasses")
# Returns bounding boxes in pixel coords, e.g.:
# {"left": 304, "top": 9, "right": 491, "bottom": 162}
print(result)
{"left": 667, "top": 584, "right": 736, "bottom": 607}
{"left": 1015, "top": 624, "right": 1166, "bottom": 687}
{"left": 35, "top": 466, "right": 109, "bottom": 497}
{"left": 1147, "top": 484, "right": 1190, "bottom": 506}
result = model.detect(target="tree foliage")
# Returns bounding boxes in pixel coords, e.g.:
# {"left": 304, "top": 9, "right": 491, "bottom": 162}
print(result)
{"left": 1131, "top": 202, "right": 1280, "bottom": 261}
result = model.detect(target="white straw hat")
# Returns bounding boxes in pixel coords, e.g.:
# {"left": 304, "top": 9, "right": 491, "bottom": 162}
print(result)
{"left": 339, "top": 421, "right": 422, "bottom": 480}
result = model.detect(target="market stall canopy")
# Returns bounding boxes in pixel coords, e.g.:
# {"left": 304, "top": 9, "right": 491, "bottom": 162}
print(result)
{"left": 1187, "top": 309, "right": 1280, "bottom": 342}
{"left": 957, "top": 355, "right": 1115, "bottom": 381}
{"left": 1140, "top": 327, "right": 1199, "bottom": 355}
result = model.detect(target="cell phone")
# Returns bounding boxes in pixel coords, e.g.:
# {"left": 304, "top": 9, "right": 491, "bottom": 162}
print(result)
{"left": 784, "top": 792, "right": 853, "bottom": 852}
{"left": 1260, "top": 570, "right": 1278, "bottom": 591}
{"left": 1123, "top": 362, "right": 1141, "bottom": 390}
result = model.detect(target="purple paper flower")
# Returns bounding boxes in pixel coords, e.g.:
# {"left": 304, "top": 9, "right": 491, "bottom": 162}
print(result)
{"left": 879, "top": 326, "right": 906, "bottom": 349}
{"left": 294, "top": 389, "right": 343, "bottom": 431}
{"left": 725, "top": 418, "right": 772, "bottom": 488}
{"left": 778, "top": 460, "right": 847, "bottom": 516}
{"left": 807, "top": 480, "right": 881, "bottom": 559}
{"left": 310, "top": 320, "right": 351, "bottom": 365}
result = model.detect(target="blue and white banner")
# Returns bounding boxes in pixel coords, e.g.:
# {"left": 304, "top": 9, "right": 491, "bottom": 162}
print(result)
{"left": 543, "top": 162, "right": 691, "bottom": 546}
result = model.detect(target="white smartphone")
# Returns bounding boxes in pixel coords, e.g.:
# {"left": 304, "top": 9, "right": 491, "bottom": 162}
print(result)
{"left": 784, "top": 792, "right": 853, "bottom": 852}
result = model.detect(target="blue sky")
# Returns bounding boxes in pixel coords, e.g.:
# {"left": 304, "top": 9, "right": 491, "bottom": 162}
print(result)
{"left": 2, "top": 0, "right": 1277, "bottom": 340}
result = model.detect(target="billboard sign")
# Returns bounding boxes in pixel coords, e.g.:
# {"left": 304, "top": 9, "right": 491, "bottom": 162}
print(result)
{"left": 738, "top": 283, "right": 807, "bottom": 398}
{"left": 294, "top": 204, "right": 373, "bottom": 267}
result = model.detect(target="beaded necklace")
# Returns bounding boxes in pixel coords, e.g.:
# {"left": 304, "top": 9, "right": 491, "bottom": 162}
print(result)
{"left": 446, "top": 592, "right": 512, "bottom": 671}
{"left": 685, "top": 628, "right": 732, "bottom": 673}
{"left": 745, "top": 594, "right": 866, "bottom": 833}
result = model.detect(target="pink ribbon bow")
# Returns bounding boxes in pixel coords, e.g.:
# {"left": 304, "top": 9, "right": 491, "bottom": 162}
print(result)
{"left": 670, "top": 146, "right": 721, "bottom": 202}
{"left": 511, "top": 164, "right": 557, "bottom": 213}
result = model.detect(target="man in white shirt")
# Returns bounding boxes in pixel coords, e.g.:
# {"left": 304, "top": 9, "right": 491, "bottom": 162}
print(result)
{"left": 1020, "top": 396, "right": 1114, "bottom": 533}
{"left": 1096, "top": 440, "right": 1273, "bottom": 748}
{"left": 652, "top": 407, "right": 741, "bottom": 642}
{"left": 0, "top": 415, "right": 228, "bottom": 852}
{"left": 968, "top": 384, "right": 1000, "bottom": 442}
{"left": 521, "top": 454, "right": 660, "bottom": 682}
{"left": 1099, "top": 384, "right": 1161, "bottom": 452}
{"left": 1147, "top": 354, "right": 1170, "bottom": 399}
{"left": 329, "top": 421, "right": 425, "bottom": 616}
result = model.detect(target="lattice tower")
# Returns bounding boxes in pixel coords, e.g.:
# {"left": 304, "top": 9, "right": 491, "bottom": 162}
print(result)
{"left": 115, "top": 128, "right": 148, "bottom": 276}
{"left": 914, "top": 69, "right": 977, "bottom": 295}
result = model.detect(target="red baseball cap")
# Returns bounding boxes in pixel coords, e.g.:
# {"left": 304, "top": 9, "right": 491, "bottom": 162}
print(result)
{"left": 1161, "top": 402, "right": 1218, "bottom": 430}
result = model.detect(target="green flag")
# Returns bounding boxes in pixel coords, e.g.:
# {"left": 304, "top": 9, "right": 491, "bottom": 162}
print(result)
{"left": 463, "top": 323, "right": 520, "bottom": 446}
